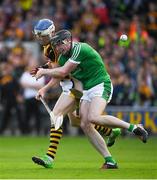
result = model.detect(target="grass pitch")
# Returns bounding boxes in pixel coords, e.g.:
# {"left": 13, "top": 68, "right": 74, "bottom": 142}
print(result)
{"left": 0, "top": 136, "right": 157, "bottom": 179}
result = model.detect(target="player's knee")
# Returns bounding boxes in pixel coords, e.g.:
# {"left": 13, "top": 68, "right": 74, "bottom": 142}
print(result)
{"left": 80, "top": 121, "right": 89, "bottom": 131}
{"left": 80, "top": 121, "right": 93, "bottom": 134}
{"left": 88, "top": 113, "right": 98, "bottom": 124}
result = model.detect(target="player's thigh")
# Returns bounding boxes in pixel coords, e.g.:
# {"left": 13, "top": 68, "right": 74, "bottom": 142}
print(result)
{"left": 53, "top": 93, "right": 75, "bottom": 116}
{"left": 88, "top": 96, "right": 107, "bottom": 123}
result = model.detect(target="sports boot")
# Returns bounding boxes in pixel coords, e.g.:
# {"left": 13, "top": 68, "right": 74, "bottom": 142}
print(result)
{"left": 107, "top": 128, "right": 121, "bottom": 147}
{"left": 133, "top": 124, "right": 148, "bottom": 143}
{"left": 32, "top": 155, "right": 53, "bottom": 168}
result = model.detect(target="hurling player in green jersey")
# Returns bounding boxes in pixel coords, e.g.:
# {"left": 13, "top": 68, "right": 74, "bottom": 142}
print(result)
{"left": 32, "top": 20, "right": 120, "bottom": 169}
{"left": 35, "top": 30, "right": 148, "bottom": 169}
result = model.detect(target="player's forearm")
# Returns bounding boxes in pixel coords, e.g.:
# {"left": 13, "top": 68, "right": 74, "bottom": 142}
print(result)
{"left": 42, "top": 68, "right": 67, "bottom": 79}
{"left": 44, "top": 78, "right": 60, "bottom": 91}
{"left": 36, "top": 61, "right": 76, "bottom": 80}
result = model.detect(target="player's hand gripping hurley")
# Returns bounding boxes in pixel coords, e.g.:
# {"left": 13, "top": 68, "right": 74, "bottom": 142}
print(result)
{"left": 40, "top": 97, "right": 63, "bottom": 130}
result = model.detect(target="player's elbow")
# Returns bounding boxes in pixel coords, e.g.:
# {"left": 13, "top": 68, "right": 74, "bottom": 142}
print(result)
{"left": 59, "top": 70, "right": 69, "bottom": 78}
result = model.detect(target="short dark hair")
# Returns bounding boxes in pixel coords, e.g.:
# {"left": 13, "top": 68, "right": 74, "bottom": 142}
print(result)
{"left": 51, "top": 30, "right": 72, "bottom": 46}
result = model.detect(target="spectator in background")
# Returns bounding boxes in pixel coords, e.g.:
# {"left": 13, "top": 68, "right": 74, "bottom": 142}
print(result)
{"left": 79, "top": 3, "right": 99, "bottom": 34}
{"left": 126, "top": 59, "right": 138, "bottom": 83}
{"left": 8, "top": 43, "right": 27, "bottom": 79}
{"left": 20, "top": 58, "right": 45, "bottom": 135}
{"left": 93, "top": 0, "right": 110, "bottom": 29}
{"left": 0, "top": 62, "right": 24, "bottom": 135}
{"left": 67, "top": 0, "right": 81, "bottom": 29}
{"left": 23, "top": 11, "right": 35, "bottom": 40}
{"left": 147, "top": 2, "right": 157, "bottom": 38}
{"left": 0, "top": 7, "right": 7, "bottom": 41}
{"left": 118, "top": 74, "right": 137, "bottom": 106}
{"left": 129, "top": 15, "right": 148, "bottom": 42}
{"left": 151, "top": 63, "right": 157, "bottom": 105}
{"left": 19, "top": 0, "right": 33, "bottom": 14}
{"left": 53, "top": 0, "right": 68, "bottom": 30}
{"left": 137, "top": 60, "right": 154, "bottom": 106}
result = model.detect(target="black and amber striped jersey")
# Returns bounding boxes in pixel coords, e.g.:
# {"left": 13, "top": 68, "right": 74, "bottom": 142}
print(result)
{"left": 43, "top": 43, "right": 58, "bottom": 63}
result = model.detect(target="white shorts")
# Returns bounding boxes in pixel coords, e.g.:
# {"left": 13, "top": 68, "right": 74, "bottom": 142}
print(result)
{"left": 81, "top": 82, "right": 113, "bottom": 103}
{"left": 60, "top": 79, "right": 74, "bottom": 96}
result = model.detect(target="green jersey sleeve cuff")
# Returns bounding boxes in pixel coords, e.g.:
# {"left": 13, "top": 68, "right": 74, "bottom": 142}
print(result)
{"left": 68, "top": 59, "right": 80, "bottom": 64}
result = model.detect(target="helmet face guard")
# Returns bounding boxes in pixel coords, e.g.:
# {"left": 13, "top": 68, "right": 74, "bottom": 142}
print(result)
{"left": 33, "top": 34, "right": 51, "bottom": 46}
{"left": 33, "top": 19, "right": 55, "bottom": 45}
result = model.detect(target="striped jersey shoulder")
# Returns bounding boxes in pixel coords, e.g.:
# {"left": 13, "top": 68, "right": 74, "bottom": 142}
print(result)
{"left": 43, "top": 44, "right": 58, "bottom": 62}
{"left": 70, "top": 42, "right": 82, "bottom": 61}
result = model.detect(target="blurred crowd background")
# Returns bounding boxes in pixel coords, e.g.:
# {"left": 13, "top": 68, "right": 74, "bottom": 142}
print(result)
{"left": 0, "top": 0, "right": 157, "bottom": 135}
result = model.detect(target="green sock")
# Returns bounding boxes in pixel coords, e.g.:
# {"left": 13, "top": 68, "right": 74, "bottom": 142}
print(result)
{"left": 128, "top": 124, "right": 135, "bottom": 132}
{"left": 105, "top": 156, "right": 116, "bottom": 164}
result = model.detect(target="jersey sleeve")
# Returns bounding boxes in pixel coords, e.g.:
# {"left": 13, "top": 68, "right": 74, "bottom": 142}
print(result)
{"left": 68, "top": 43, "right": 82, "bottom": 64}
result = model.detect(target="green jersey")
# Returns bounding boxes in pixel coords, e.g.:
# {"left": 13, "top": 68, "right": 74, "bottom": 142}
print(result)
{"left": 58, "top": 42, "right": 111, "bottom": 90}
